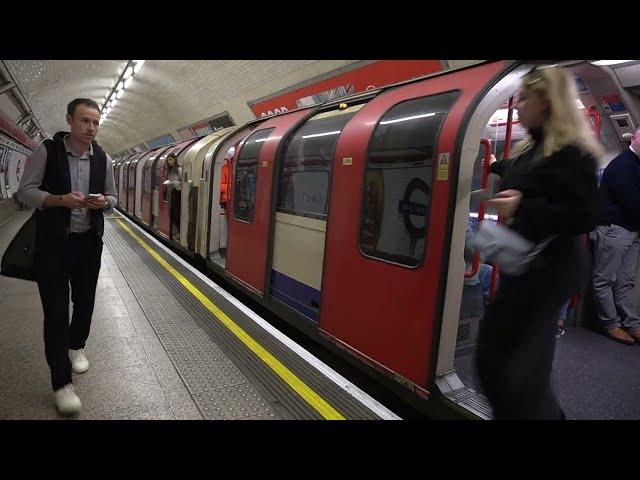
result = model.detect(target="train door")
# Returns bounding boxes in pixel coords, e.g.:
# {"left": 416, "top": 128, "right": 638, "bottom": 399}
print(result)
{"left": 153, "top": 138, "right": 201, "bottom": 241}
{"left": 121, "top": 154, "right": 139, "bottom": 212}
{"left": 181, "top": 133, "right": 221, "bottom": 253}
{"left": 319, "top": 61, "right": 509, "bottom": 391}
{"left": 142, "top": 146, "right": 171, "bottom": 227}
{"left": 268, "top": 104, "right": 367, "bottom": 322}
{"left": 117, "top": 155, "right": 132, "bottom": 207}
{"left": 0, "top": 145, "right": 7, "bottom": 199}
{"left": 174, "top": 145, "right": 194, "bottom": 246}
{"left": 226, "top": 109, "right": 315, "bottom": 294}
{"left": 206, "top": 126, "right": 255, "bottom": 267}
{"left": 135, "top": 149, "right": 156, "bottom": 219}
{"left": 127, "top": 153, "right": 148, "bottom": 216}
{"left": 194, "top": 127, "right": 238, "bottom": 258}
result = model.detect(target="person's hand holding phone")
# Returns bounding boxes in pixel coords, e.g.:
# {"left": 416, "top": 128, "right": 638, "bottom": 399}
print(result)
{"left": 486, "top": 189, "right": 522, "bottom": 218}
{"left": 85, "top": 193, "right": 108, "bottom": 209}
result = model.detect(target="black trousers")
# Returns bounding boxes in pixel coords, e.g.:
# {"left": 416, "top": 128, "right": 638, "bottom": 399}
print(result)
{"left": 35, "top": 231, "right": 103, "bottom": 391}
{"left": 475, "top": 237, "right": 588, "bottom": 420}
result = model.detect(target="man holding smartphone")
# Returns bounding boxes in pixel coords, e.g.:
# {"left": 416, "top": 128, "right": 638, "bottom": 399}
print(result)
{"left": 18, "top": 98, "right": 118, "bottom": 415}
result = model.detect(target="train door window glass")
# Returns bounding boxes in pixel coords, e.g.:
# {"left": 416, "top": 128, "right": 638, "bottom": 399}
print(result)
{"left": 277, "top": 104, "right": 365, "bottom": 219}
{"left": 162, "top": 160, "right": 171, "bottom": 202}
{"left": 359, "top": 90, "right": 459, "bottom": 268}
{"left": 234, "top": 128, "right": 274, "bottom": 222}
{"left": 128, "top": 163, "right": 135, "bottom": 188}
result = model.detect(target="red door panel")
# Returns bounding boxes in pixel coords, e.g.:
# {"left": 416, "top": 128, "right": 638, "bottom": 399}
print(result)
{"left": 142, "top": 146, "right": 171, "bottom": 226}
{"left": 121, "top": 153, "right": 141, "bottom": 212}
{"left": 129, "top": 151, "right": 155, "bottom": 217}
{"left": 226, "top": 109, "right": 314, "bottom": 294}
{"left": 319, "top": 62, "right": 507, "bottom": 389}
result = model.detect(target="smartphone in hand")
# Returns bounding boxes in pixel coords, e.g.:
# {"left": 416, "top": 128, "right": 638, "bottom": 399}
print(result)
{"left": 470, "top": 189, "right": 494, "bottom": 202}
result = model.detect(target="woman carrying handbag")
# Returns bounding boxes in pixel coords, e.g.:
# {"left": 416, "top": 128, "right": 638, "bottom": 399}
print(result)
{"left": 475, "top": 67, "right": 601, "bottom": 420}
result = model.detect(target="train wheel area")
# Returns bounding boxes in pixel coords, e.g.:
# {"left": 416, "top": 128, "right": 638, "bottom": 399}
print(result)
{"left": 0, "top": 207, "right": 399, "bottom": 420}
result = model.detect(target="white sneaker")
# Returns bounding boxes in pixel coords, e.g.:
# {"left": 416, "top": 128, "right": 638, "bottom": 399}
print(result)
{"left": 69, "top": 348, "right": 89, "bottom": 374}
{"left": 54, "top": 384, "right": 82, "bottom": 415}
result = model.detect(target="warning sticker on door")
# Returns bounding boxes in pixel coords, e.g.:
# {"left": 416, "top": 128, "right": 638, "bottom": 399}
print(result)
{"left": 437, "top": 153, "right": 449, "bottom": 181}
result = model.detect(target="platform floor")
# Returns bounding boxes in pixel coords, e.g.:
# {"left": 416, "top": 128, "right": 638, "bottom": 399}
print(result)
{"left": 0, "top": 210, "right": 398, "bottom": 420}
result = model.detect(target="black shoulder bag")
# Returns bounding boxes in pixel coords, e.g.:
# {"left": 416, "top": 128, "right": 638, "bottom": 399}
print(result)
{"left": 1, "top": 211, "right": 37, "bottom": 281}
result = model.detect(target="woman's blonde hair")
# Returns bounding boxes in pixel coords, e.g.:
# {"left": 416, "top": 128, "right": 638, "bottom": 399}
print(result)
{"left": 512, "top": 67, "right": 603, "bottom": 159}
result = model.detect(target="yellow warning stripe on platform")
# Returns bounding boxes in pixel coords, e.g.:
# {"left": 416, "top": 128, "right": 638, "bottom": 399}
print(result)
{"left": 116, "top": 219, "right": 345, "bottom": 420}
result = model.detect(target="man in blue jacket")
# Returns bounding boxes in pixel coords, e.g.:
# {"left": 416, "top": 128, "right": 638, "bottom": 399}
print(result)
{"left": 593, "top": 127, "right": 640, "bottom": 345}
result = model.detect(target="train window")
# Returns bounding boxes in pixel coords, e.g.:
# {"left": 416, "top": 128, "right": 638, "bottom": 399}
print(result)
{"left": 359, "top": 90, "right": 460, "bottom": 268}
{"left": 277, "top": 104, "right": 364, "bottom": 219}
{"left": 128, "top": 164, "right": 135, "bottom": 188}
{"left": 234, "top": 128, "right": 274, "bottom": 222}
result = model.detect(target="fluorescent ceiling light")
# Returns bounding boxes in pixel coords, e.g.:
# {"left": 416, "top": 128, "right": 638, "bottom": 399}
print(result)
{"left": 591, "top": 60, "right": 634, "bottom": 66}
{"left": 117, "top": 81, "right": 124, "bottom": 91}
{"left": 110, "top": 97, "right": 117, "bottom": 108}
{"left": 380, "top": 112, "right": 436, "bottom": 125}
{"left": 124, "top": 76, "right": 133, "bottom": 89}
{"left": 133, "top": 60, "right": 145, "bottom": 74}
{"left": 116, "top": 89, "right": 124, "bottom": 99}
{"left": 123, "top": 66, "right": 133, "bottom": 79}
{"left": 301, "top": 130, "right": 341, "bottom": 139}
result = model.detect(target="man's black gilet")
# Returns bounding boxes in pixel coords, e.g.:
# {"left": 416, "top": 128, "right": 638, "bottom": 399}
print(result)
{"left": 36, "top": 131, "right": 107, "bottom": 241}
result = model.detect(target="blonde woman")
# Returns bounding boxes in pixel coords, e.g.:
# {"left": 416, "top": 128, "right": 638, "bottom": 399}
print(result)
{"left": 475, "top": 67, "right": 601, "bottom": 420}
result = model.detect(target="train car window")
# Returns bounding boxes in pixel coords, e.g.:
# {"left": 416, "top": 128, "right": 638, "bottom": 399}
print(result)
{"left": 234, "top": 128, "right": 274, "bottom": 222}
{"left": 359, "top": 90, "right": 459, "bottom": 268}
{"left": 277, "top": 104, "right": 365, "bottom": 219}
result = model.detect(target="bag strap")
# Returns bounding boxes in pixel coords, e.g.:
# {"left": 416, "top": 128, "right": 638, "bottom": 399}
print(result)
{"left": 526, "top": 235, "right": 558, "bottom": 259}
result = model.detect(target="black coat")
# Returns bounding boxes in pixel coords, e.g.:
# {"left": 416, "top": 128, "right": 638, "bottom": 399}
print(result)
{"left": 490, "top": 138, "right": 598, "bottom": 245}
{"left": 597, "top": 148, "right": 640, "bottom": 232}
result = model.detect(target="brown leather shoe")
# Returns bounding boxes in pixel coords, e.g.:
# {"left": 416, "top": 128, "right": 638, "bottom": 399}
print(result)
{"left": 606, "top": 327, "right": 635, "bottom": 345}
{"left": 626, "top": 329, "right": 640, "bottom": 343}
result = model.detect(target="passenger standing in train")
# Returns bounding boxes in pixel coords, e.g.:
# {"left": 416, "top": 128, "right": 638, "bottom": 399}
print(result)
{"left": 166, "top": 153, "right": 182, "bottom": 240}
{"left": 592, "top": 127, "right": 640, "bottom": 345}
{"left": 17, "top": 98, "right": 118, "bottom": 415}
{"left": 475, "top": 67, "right": 601, "bottom": 420}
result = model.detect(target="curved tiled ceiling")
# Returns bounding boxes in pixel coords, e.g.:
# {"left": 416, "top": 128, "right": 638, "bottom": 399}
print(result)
{"left": 3, "top": 60, "right": 355, "bottom": 154}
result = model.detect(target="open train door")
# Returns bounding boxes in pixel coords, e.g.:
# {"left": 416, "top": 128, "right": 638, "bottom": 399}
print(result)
{"left": 318, "top": 61, "right": 510, "bottom": 394}
{"left": 226, "top": 109, "right": 315, "bottom": 295}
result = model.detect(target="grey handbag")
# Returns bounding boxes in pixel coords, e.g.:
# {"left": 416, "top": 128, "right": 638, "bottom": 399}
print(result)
{"left": 469, "top": 220, "right": 555, "bottom": 276}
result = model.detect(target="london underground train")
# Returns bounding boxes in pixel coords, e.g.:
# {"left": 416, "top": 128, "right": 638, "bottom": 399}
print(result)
{"left": 112, "top": 60, "right": 638, "bottom": 418}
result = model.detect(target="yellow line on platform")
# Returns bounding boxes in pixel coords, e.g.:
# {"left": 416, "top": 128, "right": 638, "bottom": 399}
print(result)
{"left": 115, "top": 219, "right": 345, "bottom": 420}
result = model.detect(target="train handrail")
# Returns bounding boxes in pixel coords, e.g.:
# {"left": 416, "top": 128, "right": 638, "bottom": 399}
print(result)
{"left": 586, "top": 106, "right": 601, "bottom": 140}
{"left": 465, "top": 137, "right": 492, "bottom": 278}
{"left": 489, "top": 96, "right": 515, "bottom": 299}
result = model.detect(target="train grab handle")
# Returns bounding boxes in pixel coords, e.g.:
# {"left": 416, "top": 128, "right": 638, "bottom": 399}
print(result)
{"left": 465, "top": 137, "right": 492, "bottom": 278}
